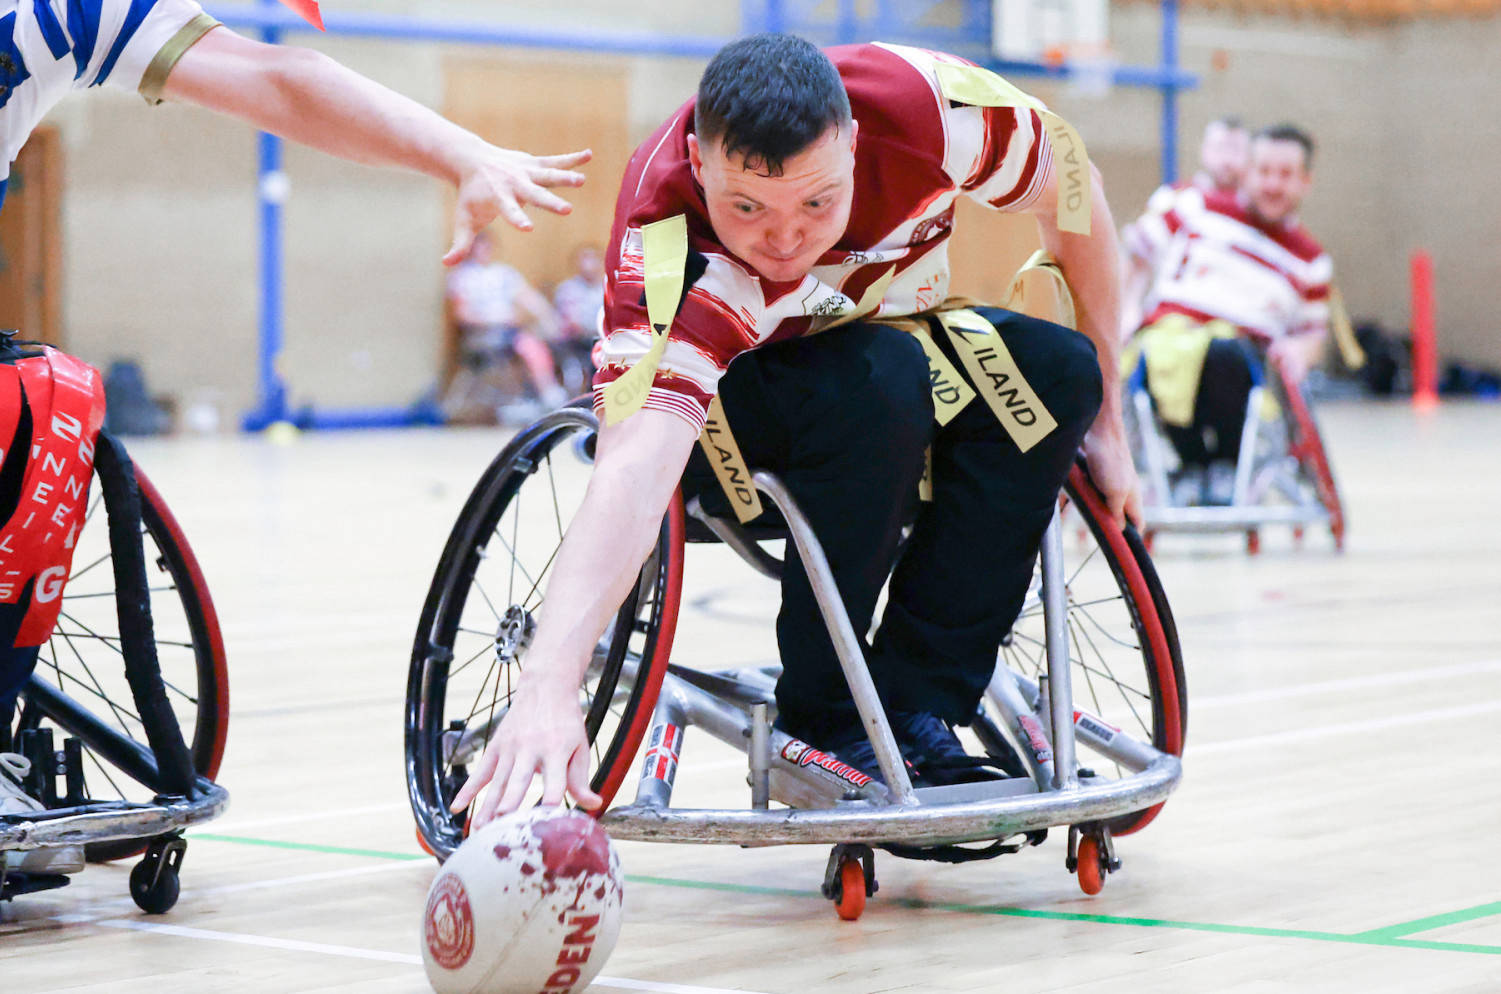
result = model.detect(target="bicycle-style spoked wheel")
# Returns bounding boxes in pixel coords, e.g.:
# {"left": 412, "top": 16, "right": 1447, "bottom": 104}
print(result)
{"left": 407, "top": 406, "right": 683, "bottom": 860}
{"left": 12, "top": 462, "right": 228, "bottom": 862}
{"left": 985, "top": 462, "right": 1185, "bottom": 837}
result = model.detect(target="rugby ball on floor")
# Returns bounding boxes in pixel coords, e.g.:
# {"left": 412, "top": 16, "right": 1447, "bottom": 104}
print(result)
{"left": 421, "top": 806, "right": 624, "bottom": 994}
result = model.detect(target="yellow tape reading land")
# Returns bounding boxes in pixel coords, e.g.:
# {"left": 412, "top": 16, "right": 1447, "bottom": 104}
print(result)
{"left": 908, "top": 324, "right": 976, "bottom": 426}
{"left": 697, "top": 397, "right": 763, "bottom": 524}
{"left": 939, "top": 309, "right": 1058, "bottom": 453}
{"left": 933, "top": 63, "right": 1091, "bottom": 236}
{"left": 1003, "top": 249, "right": 1078, "bottom": 331}
{"left": 602, "top": 215, "right": 689, "bottom": 426}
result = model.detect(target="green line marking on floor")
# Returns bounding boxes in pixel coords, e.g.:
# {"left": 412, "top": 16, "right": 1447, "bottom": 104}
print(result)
{"left": 1353, "top": 900, "right": 1501, "bottom": 941}
{"left": 190, "top": 832, "right": 1501, "bottom": 957}
{"left": 193, "top": 833, "right": 427, "bottom": 863}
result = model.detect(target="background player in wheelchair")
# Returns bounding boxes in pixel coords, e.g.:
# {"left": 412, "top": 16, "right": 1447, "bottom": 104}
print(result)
{"left": 1119, "top": 124, "right": 1347, "bottom": 547}
{"left": 445, "top": 33, "right": 1148, "bottom": 828}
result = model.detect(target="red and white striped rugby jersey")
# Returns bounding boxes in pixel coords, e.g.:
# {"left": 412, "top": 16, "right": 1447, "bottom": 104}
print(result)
{"left": 1134, "top": 189, "right": 1331, "bottom": 343}
{"left": 592, "top": 42, "right": 1058, "bottom": 432}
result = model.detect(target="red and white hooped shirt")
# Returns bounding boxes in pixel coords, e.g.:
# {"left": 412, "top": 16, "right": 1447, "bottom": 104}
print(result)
{"left": 591, "top": 42, "right": 1059, "bottom": 433}
{"left": 1131, "top": 189, "right": 1332, "bottom": 343}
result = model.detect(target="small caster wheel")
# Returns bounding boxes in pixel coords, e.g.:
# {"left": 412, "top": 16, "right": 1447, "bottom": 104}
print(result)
{"left": 834, "top": 857, "right": 866, "bottom": 921}
{"left": 130, "top": 834, "right": 187, "bottom": 914}
{"left": 1076, "top": 834, "right": 1105, "bottom": 896}
{"left": 1142, "top": 529, "right": 1156, "bottom": 554}
{"left": 1292, "top": 526, "right": 1305, "bottom": 546}
{"left": 1246, "top": 529, "right": 1260, "bottom": 555}
{"left": 130, "top": 857, "right": 181, "bottom": 914}
{"left": 822, "top": 843, "right": 876, "bottom": 922}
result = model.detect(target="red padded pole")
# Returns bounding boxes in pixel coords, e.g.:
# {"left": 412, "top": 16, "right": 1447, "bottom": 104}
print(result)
{"left": 1410, "top": 250, "right": 1438, "bottom": 411}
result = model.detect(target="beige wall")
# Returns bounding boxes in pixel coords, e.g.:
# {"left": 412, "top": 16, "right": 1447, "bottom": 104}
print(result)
{"left": 41, "top": 2, "right": 1501, "bottom": 422}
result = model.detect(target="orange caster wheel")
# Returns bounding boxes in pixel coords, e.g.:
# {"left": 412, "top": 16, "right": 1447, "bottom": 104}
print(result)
{"left": 415, "top": 825, "right": 436, "bottom": 857}
{"left": 835, "top": 858, "right": 867, "bottom": 920}
{"left": 1076, "top": 834, "right": 1104, "bottom": 895}
{"left": 1246, "top": 529, "right": 1260, "bottom": 555}
{"left": 822, "top": 843, "right": 876, "bottom": 921}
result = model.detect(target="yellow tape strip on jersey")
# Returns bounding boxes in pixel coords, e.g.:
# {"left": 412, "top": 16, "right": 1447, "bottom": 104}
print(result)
{"left": 933, "top": 62, "right": 1092, "bottom": 236}
{"left": 1329, "top": 287, "right": 1366, "bottom": 371}
{"left": 601, "top": 215, "right": 689, "bottom": 426}
{"left": 697, "top": 396, "right": 764, "bottom": 523}
{"left": 1002, "top": 249, "right": 1078, "bottom": 331}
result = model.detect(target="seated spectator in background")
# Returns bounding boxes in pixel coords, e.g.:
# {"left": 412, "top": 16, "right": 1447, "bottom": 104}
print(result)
{"left": 1123, "top": 124, "right": 1331, "bottom": 504}
{"left": 443, "top": 229, "right": 567, "bottom": 419}
{"left": 1120, "top": 117, "right": 1250, "bottom": 335}
{"left": 550, "top": 244, "right": 607, "bottom": 395}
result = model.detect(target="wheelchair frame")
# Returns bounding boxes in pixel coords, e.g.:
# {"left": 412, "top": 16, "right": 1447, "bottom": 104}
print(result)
{"left": 1, "top": 431, "right": 228, "bottom": 913}
{"left": 407, "top": 405, "right": 1186, "bottom": 915}
{"left": 1127, "top": 348, "right": 1345, "bottom": 550}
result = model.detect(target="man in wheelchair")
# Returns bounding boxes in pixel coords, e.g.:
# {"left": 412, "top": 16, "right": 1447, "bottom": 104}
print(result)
{"left": 454, "top": 34, "right": 1140, "bottom": 824}
{"left": 1120, "top": 124, "right": 1331, "bottom": 506}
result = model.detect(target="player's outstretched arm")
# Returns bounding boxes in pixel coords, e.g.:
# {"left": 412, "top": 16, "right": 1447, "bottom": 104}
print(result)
{"left": 448, "top": 408, "right": 700, "bottom": 827}
{"left": 1032, "top": 163, "right": 1142, "bottom": 528}
{"left": 159, "top": 27, "right": 591, "bottom": 260}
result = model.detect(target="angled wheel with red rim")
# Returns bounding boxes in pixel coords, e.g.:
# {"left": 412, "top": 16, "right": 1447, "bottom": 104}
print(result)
{"left": 405, "top": 405, "right": 683, "bottom": 861}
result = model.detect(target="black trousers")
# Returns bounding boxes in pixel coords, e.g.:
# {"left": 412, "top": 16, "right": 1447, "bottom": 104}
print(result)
{"left": 682, "top": 309, "right": 1102, "bottom": 745}
{"left": 1156, "top": 338, "right": 1257, "bottom": 467}
{"left": 0, "top": 600, "right": 38, "bottom": 745}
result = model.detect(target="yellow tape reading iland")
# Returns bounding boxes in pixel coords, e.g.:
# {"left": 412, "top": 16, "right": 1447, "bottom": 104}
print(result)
{"left": 601, "top": 215, "right": 689, "bottom": 426}
{"left": 1003, "top": 249, "right": 1077, "bottom": 331}
{"left": 698, "top": 397, "right": 763, "bottom": 524}
{"left": 933, "top": 62, "right": 1091, "bottom": 236}
{"left": 938, "top": 309, "right": 1057, "bottom": 453}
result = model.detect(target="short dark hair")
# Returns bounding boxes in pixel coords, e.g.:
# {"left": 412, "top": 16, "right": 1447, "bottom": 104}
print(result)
{"left": 694, "top": 33, "right": 851, "bottom": 177}
{"left": 1255, "top": 123, "right": 1315, "bottom": 170}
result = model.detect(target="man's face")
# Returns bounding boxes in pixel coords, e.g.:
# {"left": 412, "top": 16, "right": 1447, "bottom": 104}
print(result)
{"left": 1244, "top": 138, "right": 1311, "bottom": 225}
{"left": 1199, "top": 122, "right": 1249, "bottom": 191}
{"left": 689, "top": 122, "right": 857, "bottom": 284}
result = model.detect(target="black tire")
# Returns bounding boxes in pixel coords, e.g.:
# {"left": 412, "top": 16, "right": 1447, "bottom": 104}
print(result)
{"left": 984, "top": 463, "right": 1186, "bottom": 837}
{"left": 406, "top": 407, "right": 683, "bottom": 861}
{"left": 10, "top": 450, "right": 228, "bottom": 862}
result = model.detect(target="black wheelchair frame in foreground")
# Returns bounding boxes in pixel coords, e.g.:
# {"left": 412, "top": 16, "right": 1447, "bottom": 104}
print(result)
{"left": 2, "top": 431, "right": 229, "bottom": 913}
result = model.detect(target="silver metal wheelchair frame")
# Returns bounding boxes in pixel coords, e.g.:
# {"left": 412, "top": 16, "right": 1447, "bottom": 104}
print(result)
{"left": 599, "top": 471, "right": 1183, "bottom": 855}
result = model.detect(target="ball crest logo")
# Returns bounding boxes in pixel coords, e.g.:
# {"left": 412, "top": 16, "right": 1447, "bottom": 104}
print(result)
{"left": 424, "top": 873, "right": 475, "bottom": 971}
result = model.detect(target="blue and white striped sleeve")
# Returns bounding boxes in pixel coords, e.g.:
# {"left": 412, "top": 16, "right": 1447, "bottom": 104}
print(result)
{"left": 70, "top": 0, "right": 218, "bottom": 102}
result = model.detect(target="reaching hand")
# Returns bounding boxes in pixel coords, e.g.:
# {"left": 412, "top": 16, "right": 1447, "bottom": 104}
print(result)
{"left": 444, "top": 147, "right": 593, "bottom": 265}
{"left": 1081, "top": 414, "right": 1142, "bottom": 529}
{"left": 448, "top": 680, "right": 602, "bottom": 830}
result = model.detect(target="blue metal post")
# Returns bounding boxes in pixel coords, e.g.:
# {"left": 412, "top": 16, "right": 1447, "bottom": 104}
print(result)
{"left": 242, "top": 0, "right": 287, "bottom": 431}
{"left": 1161, "top": 0, "right": 1180, "bottom": 185}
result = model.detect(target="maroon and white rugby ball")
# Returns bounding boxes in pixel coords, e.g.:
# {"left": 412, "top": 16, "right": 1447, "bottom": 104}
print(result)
{"left": 421, "top": 807, "right": 624, "bottom": 994}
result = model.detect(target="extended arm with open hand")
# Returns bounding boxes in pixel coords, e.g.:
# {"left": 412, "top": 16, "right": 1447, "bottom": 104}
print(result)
{"left": 160, "top": 28, "right": 591, "bottom": 261}
{"left": 448, "top": 409, "right": 701, "bottom": 827}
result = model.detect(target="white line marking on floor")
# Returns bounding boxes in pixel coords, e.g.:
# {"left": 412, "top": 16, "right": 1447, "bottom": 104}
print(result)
{"left": 1190, "top": 700, "right": 1501, "bottom": 755}
{"left": 209, "top": 801, "right": 408, "bottom": 833}
{"left": 1192, "top": 659, "right": 1501, "bottom": 709}
{"left": 91, "top": 918, "right": 779, "bottom": 994}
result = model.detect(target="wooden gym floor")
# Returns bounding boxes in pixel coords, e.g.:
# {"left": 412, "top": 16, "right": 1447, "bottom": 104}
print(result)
{"left": 2, "top": 399, "right": 1499, "bottom": 993}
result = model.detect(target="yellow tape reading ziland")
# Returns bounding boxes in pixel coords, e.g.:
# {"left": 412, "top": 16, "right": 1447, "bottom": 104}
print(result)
{"left": 933, "top": 63, "right": 1091, "bottom": 236}
{"left": 938, "top": 308, "right": 1058, "bottom": 453}
{"left": 601, "top": 215, "right": 689, "bottom": 426}
{"left": 697, "top": 397, "right": 764, "bottom": 523}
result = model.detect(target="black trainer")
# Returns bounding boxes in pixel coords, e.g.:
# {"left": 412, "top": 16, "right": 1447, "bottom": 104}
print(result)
{"left": 825, "top": 711, "right": 1008, "bottom": 788}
